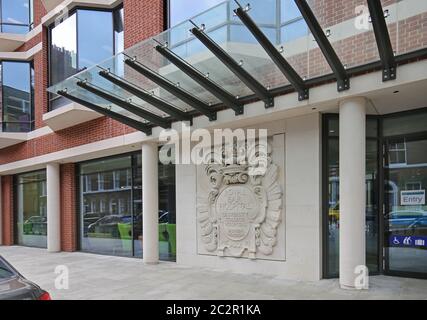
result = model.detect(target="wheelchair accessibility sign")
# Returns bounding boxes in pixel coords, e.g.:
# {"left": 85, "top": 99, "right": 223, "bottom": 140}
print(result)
{"left": 389, "top": 235, "right": 427, "bottom": 248}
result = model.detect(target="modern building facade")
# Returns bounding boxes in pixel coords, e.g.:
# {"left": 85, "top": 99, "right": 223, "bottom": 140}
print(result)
{"left": 0, "top": 0, "right": 426, "bottom": 290}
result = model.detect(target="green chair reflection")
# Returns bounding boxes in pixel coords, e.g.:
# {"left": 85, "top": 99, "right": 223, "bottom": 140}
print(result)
{"left": 117, "top": 223, "right": 132, "bottom": 252}
{"left": 167, "top": 224, "right": 176, "bottom": 256}
{"left": 118, "top": 222, "right": 176, "bottom": 257}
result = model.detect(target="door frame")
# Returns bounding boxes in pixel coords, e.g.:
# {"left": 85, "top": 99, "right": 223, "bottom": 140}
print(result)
{"left": 381, "top": 132, "right": 427, "bottom": 279}
{"left": 322, "top": 107, "right": 427, "bottom": 280}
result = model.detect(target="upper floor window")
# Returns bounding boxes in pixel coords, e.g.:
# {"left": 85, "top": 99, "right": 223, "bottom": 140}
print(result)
{"left": 0, "top": 61, "right": 34, "bottom": 133}
{"left": 169, "top": 0, "right": 224, "bottom": 27}
{"left": 280, "top": 0, "right": 307, "bottom": 43}
{"left": 168, "top": 0, "right": 306, "bottom": 56}
{"left": 1, "top": 0, "right": 34, "bottom": 34}
{"left": 49, "top": 6, "right": 124, "bottom": 110}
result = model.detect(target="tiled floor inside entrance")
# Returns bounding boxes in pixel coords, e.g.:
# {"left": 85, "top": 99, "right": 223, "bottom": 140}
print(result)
{"left": 0, "top": 246, "right": 426, "bottom": 300}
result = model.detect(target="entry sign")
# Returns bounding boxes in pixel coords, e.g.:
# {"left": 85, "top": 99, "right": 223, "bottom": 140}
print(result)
{"left": 389, "top": 235, "right": 427, "bottom": 248}
{"left": 401, "top": 190, "right": 425, "bottom": 206}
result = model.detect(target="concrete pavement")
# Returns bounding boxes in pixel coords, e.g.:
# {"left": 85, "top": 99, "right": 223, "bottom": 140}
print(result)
{"left": 0, "top": 246, "right": 426, "bottom": 300}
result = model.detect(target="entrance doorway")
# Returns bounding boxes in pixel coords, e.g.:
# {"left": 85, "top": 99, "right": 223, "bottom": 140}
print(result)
{"left": 323, "top": 108, "right": 427, "bottom": 279}
{"left": 384, "top": 135, "right": 427, "bottom": 278}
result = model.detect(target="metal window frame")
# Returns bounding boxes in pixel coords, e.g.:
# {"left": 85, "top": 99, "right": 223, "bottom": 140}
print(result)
{"left": 322, "top": 107, "right": 427, "bottom": 280}
{"left": 0, "top": 60, "right": 35, "bottom": 133}
{"left": 0, "top": 0, "right": 32, "bottom": 34}
{"left": 47, "top": 4, "right": 124, "bottom": 111}
{"left": 13, "top": 169, "right": 48, "bottom": 249}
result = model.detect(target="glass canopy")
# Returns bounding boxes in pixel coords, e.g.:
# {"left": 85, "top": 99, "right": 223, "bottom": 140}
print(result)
{"left": 48, "top": 0, "right": 427, "bottom": 134}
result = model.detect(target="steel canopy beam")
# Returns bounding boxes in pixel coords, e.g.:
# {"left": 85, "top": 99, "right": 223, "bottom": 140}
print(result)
{"left": 155, "top": 44, "right": 244, "bottom": 115}
{"left": 367, "top": 0, "right": 396, "bottom": 81}
{"left": 76, "top": 80, "right": 171, "bottom": 129}
{"left": 98, "top": 69, "right": 192, "bottom": 123}
{"left": 234, "top": 6, "right": 308, "bottom": 101}
{"left": 57, "top": 90, "right": 152, "bottom": 135}
{"left": 124, "top": 58, "right": 217, "bottom": 121}
{"left": 294, "top": 0, "right": 350, "bottom": 91}
{"left": 190, "top": 26, "right": 274, "bottom": 108}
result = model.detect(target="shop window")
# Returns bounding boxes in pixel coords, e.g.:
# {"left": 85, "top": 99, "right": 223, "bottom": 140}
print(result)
{"left": 78, "top": 152, "right": 176, "bottom": 261}
{"left": 15, "top": 170, "right": 47, "bottom": 248}
{"left": 323, "top": 116, "right": 380, "bottom": 278}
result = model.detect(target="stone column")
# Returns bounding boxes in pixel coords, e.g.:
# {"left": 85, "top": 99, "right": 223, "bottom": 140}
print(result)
{"left": 339, "top": 97, "right": 367, "bottom": 289}
{"left": 47, "top": 163, "right": 61, "bottom": 252}
{"left": 142, "top": 142, "right": 159, "bottom": 264}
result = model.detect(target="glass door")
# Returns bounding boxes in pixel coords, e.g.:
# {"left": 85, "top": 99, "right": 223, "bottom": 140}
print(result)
{"left": 384, "top": 136, "right": 427, "bottom": 278}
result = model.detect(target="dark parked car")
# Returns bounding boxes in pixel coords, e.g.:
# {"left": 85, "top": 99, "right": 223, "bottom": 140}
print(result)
{"left": 0, "top": 255, "right": 50, "bottom": 300}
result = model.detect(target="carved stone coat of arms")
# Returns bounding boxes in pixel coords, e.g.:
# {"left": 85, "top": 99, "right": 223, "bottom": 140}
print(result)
{"left": 196, "top": 140, "right": 283, "bottom": 260}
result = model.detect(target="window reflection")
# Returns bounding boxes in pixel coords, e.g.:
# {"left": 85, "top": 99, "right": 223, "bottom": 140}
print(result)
{"left": 49, "top": 6, "right": 123, "bottom": 110}
{"left": 168, "top": 0, "right": 307, "bottom": 57}
{"left": 77, "top": 10, "right": 113, "bottom": 69}
{"left": 1, "top": 61, "right": 34, "bottom": 132}
{"left": 79, "top": 153, "right": 176, "bottom": 261}
{"left": 16, "top": 170, "right": 47, "bottom": 248}
{"left": 114, "top": 8, "right": 124, "bottom": 54}
{"left": 1, "top": 0, "right": 33, "bottom": 34}
{"left": 385, "top": 137, "right": 427, "bottom": 274}
{"left": 324, "top": 117, "right": 380, "bottom": 277}
{"left": 50, "top": 13, "right": 77, "bottom": 86}
{"left": 169, "top": 0, "right": 225, "bottom": 27}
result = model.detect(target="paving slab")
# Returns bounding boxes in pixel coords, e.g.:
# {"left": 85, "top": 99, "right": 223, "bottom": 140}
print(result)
{"left": 0, "top": 246, "right": 426, "bottom": 300}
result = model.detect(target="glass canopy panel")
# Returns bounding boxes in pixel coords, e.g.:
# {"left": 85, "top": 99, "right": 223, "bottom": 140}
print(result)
{"left": 47, "top": 0, "right": 310, "bottom": 114}
{"left": 48, "top": 0, "right": 416, "bottom": 126}
{"left": 279, "top": 0, "right": 310, "bottom": 81}
{"left": 305, "top": 0, "right": 399, "bottom": 77}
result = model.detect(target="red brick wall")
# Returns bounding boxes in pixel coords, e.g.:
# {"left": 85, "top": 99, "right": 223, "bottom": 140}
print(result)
{"left": 60, "top": 164, "right": 77, "bottom": 252}
{"left": 1, "top": 176, "right": 14, "bottom": 246}
{"left": 34, "top": 0, "right": 48, "bottom": 27}
{"left": 0, "top": 117, "right": 136, "bottom": 165}
{"left": 124, "top": 0, "right": 165, "bottom": 49}
{"left": 34, "top": 28, "right": 49, "bottom": 129}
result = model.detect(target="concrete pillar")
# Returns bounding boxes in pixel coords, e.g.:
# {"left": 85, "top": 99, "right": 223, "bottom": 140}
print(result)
{"left": 47, "top": 163, "right": 61, "bottom": 252}
{"left": 339, "top": 97, "right": 367, "bottom": 289}
{"left": 142, "top": 142, "right": 159, "bottom": 264}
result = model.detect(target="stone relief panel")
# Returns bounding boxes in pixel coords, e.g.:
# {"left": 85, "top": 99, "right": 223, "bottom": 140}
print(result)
{"left": 196, "top": 135, "right": 285, "bottom": 261}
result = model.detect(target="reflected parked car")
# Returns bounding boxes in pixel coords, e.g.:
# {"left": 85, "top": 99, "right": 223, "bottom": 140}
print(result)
{"left": 0, "top": 255, "right": 50, "bottom": 300}
{"left": 23, "top": 216, "right": 47, "bottom": 235}
{"left": 87, "top": 211, "right": 172, "bottom": 239}
{"left": 389, "top": 216, "right": 427, "bottom": 236}
{"left": 83, "top": 212, "right": 101, "bottom": 226}
{"left": 87, "top": 215, "right": 125, "bottom": 238}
